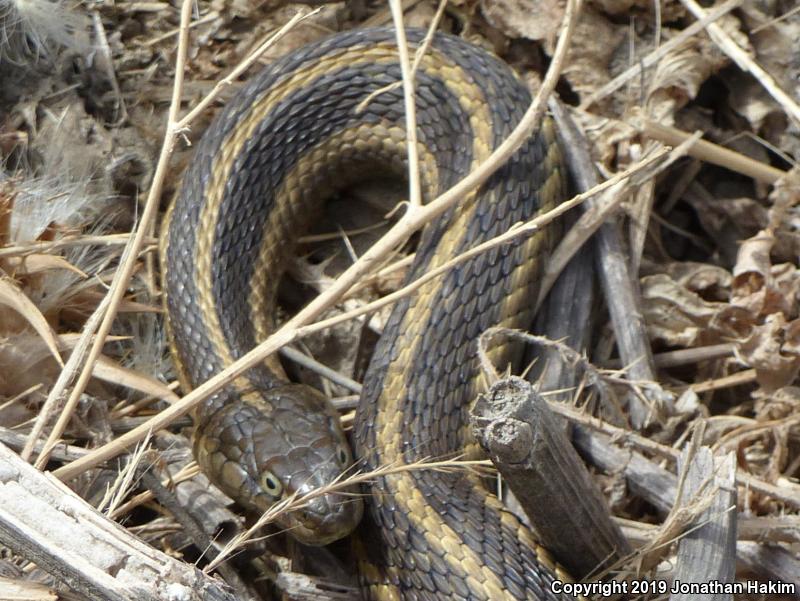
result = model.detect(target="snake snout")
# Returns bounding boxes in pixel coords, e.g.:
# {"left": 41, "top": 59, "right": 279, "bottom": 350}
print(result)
{"left": 201, "top": 384, "right": 365, "bottom": 545}
{"left": 197, "top": 397, "right": 364, "bottom": 545}
{"left": 288, "top": 485, "right": 364, "bottom": 546}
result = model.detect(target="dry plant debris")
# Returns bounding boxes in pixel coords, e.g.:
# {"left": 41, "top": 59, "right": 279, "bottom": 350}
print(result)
{"left": 0, "top": 0, "right": 798, "bottom": 599}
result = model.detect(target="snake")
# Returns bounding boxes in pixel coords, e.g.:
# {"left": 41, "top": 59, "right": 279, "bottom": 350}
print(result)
{"left": 161, "top": 26, "right": 571, "bottom": 600}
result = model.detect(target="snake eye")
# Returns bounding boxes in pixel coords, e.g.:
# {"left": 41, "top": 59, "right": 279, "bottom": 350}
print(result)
{"left": 260, "top": 470, "right": 283, "bottom": 497}
{"left": 336, "top": 444, "right": 351, "bottom": 467}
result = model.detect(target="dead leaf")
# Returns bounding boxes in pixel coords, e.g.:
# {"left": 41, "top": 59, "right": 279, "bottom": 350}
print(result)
{"left": 4, "top": 254, "right": 88, "bottom": 277}
{"left": 94, "top": 355, "right": 179, "bottom": 403}
{"left": 573, "top": 111, "right": 638, "bottom": 171}
{"left": 733, "top": 228, "right": 774, "bottom": 284}
{"left": 768, "top": 173, "right": 800, "bottom": 261}
{"left": 0, "top": 179, "right": 15, "bottom": 248}
{"left": 0, "top": 332, "right": 175, "bottom": 403}
{"left": 729, "top": 229, "right": 800, "bottom": 320}
{"left": 646, "top": 38, "right": 723, "bottom": 122}
{"left": 664, "top": 261, "right": 732, "bottom": 299}
{"left": 753, "top": 385, "right": 800, "bottom": 421}
{"left": 736, "top": 313, "right": 800, "bottom": 392}
{"left": 743, "top": 1, "right": 800, "bottom": 126}
{"left": 481, "top": 0, "right": 565, "bottom": 45}
{"left": 73, "top": 289, "right": 160, "bottom": 313}
{"left": 560, "top": 8, "right": 626, "bottom": 105}
{"left": 708, "top": 304, "right": 756, "bottom": 340}
{"left": 641, "top": 273, "right": 724, "bottom": 346}
{"left": 0, "top": 277, "right": 63, "bottom": 367}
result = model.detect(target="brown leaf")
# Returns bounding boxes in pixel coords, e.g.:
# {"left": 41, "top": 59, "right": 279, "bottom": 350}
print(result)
{"left": 4, "top": 254, "right": 88, "bottom": 277}
{"left": 0, "top": 179, "right": 15, "bottom": 248}
{"left": 730, "top": 229, "right": 800, "bottom": 320}
{"left": 753, "top": 385, "right": 800, "bottom": 421}
{"left": 0, "top": 277, "right": 63, "bottom": 367}
{"left": 645, "top": 38, "right": 722, "bottom": 122}
{"left": 94, "top": 355, "right": 179, "bottom": 403}
{"left": 683, "top": 191, "right": 767, "bottom": 263}
{"left": 732, "top": 228, "right": 774, "bottom": 287}
{"left": 560, "top": 8, "right": 626, "bottom": 102}
{"left": 768, "top": 173, "right": 800, "bottom": 262}
{"left": 744, "top": 1, "right": 800, "bottom": 128}
{"left": 641, "top": 273, "right": 725, "bottom": 346}
{"left": 480, "top": 0, "right": 565, "bottom": 44}
{"left": 708, "top": 304, "right": 756, "bottom": 340}
{"left": 736, "top": 314, "right": 800, "bottom": 393}
{"left": 664, "top": 261, "right": 732, "bottom": 299}
{"left": 573, "top": 111, "right": 638, "bottom": 171}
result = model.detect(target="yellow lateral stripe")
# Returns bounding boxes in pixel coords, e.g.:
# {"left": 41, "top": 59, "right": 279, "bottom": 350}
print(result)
{"left": 194, "top": 41, "right": 493, "bottom": 385}
{"left": 247, "top": 122, "right": 440, "bottom": 348}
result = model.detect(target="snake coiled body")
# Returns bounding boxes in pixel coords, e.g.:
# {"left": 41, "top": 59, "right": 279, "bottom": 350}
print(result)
{"left": 162, "top": 27, "right": 569, "bottom": 600}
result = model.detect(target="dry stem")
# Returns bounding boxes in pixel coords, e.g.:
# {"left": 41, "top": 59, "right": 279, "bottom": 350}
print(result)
{"left": 387, "top": 0, "right": 422, "bottom": 208}
{"left": 643, "top": 120, "right": 791, "bottom": 184}
{"left": 679, "top": 0, "right": 800, "bottom": 126}
{"left": 579, "top": 0, "right": 740, "bottom": 110}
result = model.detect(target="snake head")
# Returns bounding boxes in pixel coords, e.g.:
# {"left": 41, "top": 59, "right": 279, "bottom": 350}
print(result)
{"left": 195, "top": 383, "right": 363, "bottom": 546}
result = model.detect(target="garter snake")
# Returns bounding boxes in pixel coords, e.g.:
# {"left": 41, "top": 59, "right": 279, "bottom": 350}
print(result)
{"left": 161, "top": 27, "right": 571, "bottom": 600}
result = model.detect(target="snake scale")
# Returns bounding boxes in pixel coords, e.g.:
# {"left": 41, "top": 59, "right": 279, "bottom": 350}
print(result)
{"left": 161, "top": 26, "right": 571, "bottom": 600}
